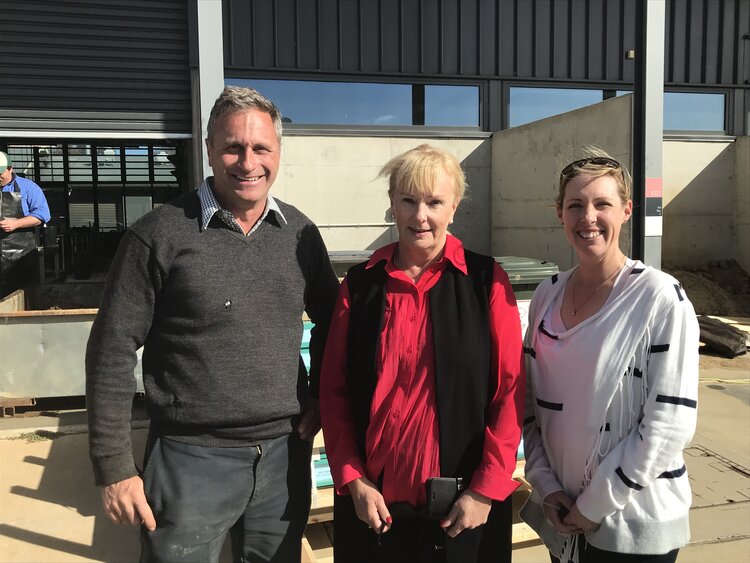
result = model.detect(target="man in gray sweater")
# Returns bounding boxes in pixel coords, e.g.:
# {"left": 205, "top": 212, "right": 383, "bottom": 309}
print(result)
{"left": 86, "top": 86, "right": 339, "bottom": 562}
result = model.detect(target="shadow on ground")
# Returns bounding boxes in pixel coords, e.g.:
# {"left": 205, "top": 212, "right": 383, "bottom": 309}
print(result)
{"left": 1, "top": 429, "right": 147, "bottom": 562}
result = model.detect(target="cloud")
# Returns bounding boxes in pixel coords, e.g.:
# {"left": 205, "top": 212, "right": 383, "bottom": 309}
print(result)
{"left": 374, "top": 114, "right": 397, "bottom": 125}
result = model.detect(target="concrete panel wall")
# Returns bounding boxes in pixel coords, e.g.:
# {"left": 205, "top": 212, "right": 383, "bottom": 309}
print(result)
{"left": 491, "top": 96, "right": 632, "bottom": 271}
{"left": 264, "top": 115, "right": 746, "bottom": 274}
{"left": 0, "top": 290, "right": 24, "bottom": 313}
{"left": 735, "top": 136, "right": 750, "bottom": 274}
{"left": 662, "top": 141, "right": 736, "bottom": 267}
{"left": 0, "top": 311, "right": 144, "bottom": 399}
{"left": 273, "top": 136, "right": 492, "bottom": 254}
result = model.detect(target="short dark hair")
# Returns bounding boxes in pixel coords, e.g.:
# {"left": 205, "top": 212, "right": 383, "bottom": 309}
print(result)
{"left": 206, "top": 86, "right": 283, "bottom": 144}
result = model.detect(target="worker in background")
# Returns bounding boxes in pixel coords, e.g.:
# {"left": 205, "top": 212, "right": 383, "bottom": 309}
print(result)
{"left": 0, "top": 150, "right": 51, "bottom": 298}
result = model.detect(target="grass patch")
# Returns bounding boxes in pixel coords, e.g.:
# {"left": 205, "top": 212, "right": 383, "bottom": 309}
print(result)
{"left": 10, "top": 432, "right": 52, "bottom": 442}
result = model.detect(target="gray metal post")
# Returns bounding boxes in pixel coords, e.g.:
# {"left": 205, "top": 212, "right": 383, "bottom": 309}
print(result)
{"left": 189, "top": 0, "right": 225, "bottom": 183}
{"left": 633, "top": 0, "right": 665, "bottom": 269}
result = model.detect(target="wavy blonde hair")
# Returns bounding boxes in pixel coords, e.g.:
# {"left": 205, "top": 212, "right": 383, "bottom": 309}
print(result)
{"left": 379, "top": 144, "right": 466, "bottom": 203}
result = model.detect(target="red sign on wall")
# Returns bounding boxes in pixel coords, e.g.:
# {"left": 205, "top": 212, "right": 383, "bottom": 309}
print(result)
{"left": 645, "top": 177, "right": 663, "bottom": 199}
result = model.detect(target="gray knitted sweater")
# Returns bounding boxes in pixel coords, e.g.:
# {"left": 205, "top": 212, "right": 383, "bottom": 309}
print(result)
{"left": 86, "top": 190, "right": 338, "bottom": 486}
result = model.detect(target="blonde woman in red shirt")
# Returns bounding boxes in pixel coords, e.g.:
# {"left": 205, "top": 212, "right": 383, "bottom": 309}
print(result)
{"left": 320, "top": 144, "right": 525, "bottom": 563}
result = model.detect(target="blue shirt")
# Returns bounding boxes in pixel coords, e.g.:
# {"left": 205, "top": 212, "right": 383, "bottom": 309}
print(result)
{"left": 1, "top": 173, "right": 52, "bottom": 223}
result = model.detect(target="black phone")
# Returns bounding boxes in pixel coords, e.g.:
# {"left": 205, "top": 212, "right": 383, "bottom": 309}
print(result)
{"left": 425, "top": 477, "right": 466, "bottom": 519}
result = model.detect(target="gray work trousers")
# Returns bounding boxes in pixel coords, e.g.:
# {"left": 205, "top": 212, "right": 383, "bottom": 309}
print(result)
{"left": 139, "top": 433, "right": 312, "bottom": 563}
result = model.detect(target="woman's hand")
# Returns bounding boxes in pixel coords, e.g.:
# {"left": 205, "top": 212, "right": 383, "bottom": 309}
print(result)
{"left": 562, "top": 502, "right": 599, "bottom": 533}
{"left": 543, "top": 491, "right": 580, "bottom": 535}
{"left": 347, "top": 477, "right": 392, "bottom": 533}
{"left": 440, "top": 490, "right": 492, "bottom": 538}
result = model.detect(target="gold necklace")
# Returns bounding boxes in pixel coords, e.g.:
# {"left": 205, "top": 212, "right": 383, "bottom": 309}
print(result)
{"left": 570, "top": 260, "right": 624, "bottom": 316}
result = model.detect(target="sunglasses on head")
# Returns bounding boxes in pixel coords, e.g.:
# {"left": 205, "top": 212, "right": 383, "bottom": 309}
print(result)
{"left": 561, "top": 157, "right": 621, "bottom": 177}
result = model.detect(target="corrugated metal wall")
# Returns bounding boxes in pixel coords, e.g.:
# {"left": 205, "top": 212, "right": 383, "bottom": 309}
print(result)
{"left": 224, "top": 0, "right": 749, "bottom": 87}
{"left": 1, "top": 0, "right": 192, "bottom": 136}
{"left": 665, "top": 0, "right": 749, "bottom": 86}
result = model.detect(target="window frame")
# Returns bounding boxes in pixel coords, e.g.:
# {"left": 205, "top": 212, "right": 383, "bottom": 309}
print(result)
{"left": 661, "top": 87, "right": 730, "bottom": 136}
{"left": 502, "top": 80, "right": 732, "bottom": 136}
{"left": 505, "top": 83, "right": 609, "bottom": 128}
{"left": 224, "top": 71, "right": 486, "bottom": 134}
{"left": 223, "top": 73, "right": 743, "bottom": 137}
{"left": 1, "top": 139, "right": 184, "bottom": 233}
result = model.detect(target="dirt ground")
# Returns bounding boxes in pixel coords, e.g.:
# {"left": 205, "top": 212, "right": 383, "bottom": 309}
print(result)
{"left": 665, "top": 259, "right": 750, "bottom": 317}
{"left": 700, "top": 348, "right": 750, "bottom": 372}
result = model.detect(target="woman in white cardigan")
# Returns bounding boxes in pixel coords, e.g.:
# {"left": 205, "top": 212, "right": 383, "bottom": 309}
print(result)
{"left": 522, "top": 150, "right": 699, "bottom": 563}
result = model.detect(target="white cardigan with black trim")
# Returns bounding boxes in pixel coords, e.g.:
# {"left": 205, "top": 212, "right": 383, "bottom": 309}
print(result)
{"left": 523, "top": 259, "right": 700, "bottom": 556}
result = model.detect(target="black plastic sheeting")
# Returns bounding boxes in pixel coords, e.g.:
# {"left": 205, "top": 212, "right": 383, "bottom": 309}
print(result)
{"left": 697, "top": 315, "right": 748, "bottom": 359}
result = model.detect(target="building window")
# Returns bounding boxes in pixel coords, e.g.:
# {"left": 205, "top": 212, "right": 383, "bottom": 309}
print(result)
{"left": 511, "top": 87, "right": 727, "bottom": 133}
{"left": 3, "top": 141, "right": 186, "bottom": 275}
{"left": 6, "top": 143, "right": 182, "bottom": 231}
{"left": 618, "top": 90, "right": 726, "bottom": 132}
{"left": 663, "top": 92, "right": 725, "bottom": 132}
{"left": 425, "top": 85, "right": 479, "bottom": 127}
{"left": 226, "top": 78, "right": 480, "bottom": 128}
{"left": 508, "top": 87, "right": 603, "bottom": 127}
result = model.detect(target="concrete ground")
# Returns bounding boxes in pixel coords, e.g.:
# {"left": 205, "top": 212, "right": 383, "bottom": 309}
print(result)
{"left": 0, "top": 352, "right": 748, "bottom": 563}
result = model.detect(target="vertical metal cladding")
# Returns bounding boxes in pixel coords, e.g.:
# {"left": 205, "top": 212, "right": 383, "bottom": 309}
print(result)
{"left": 1, "top": 0, "right": 191, "bottom": 135}
{"left": 665, "top": 0, "right": 749, "bottom": 86}
{"left": 224, "top": 0, "right": 748, "bottom": 88}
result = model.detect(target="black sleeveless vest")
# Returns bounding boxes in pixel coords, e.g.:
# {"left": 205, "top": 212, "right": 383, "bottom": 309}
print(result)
{"left": 345, "top": 249, "right": 496, "bottom": 478}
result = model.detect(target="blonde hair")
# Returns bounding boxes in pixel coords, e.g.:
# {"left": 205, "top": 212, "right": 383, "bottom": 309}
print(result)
{"left": 557, "top": 147, "right": 631, "bottom": 207}
{"left": 379, "top": 144, "right": 466, "bottom": 202}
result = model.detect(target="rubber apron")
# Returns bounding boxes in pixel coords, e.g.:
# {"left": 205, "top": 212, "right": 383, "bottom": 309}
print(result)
{"left": 1, "top": 180, "right": 37, "bottom": 296}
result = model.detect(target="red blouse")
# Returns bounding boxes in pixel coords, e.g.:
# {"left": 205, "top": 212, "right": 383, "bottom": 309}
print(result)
{"left": 320, "top": 235, "right": 525, "bottom": 508}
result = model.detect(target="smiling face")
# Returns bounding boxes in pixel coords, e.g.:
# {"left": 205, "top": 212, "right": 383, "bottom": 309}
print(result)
{"left": 391, "top": 169, "right": 459, "bottom": 258}
{"left": 205, "top": 109, "right": 280, "bottom": 214}
{"left": 557, "top": 173, "right": 632, "bottom": 263}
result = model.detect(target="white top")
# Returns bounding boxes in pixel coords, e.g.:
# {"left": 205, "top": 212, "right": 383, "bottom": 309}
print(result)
{"left": 523, "top": 259, "right": 700, "bottom": 555}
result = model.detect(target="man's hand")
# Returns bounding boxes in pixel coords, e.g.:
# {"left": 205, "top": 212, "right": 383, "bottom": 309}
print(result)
{"left": 297, "top": 397, "right": 320, "bottom": 441}
{"left": 562, "top": 502, "right": 599, "bottom": 533}
{"left": 101, "top": 475, "right": 156, "bottom": 531}
{"left": 543, "top": 491, "right": 580, "bottom": 535}
{"left": 347, "top": 477, "right": 392, "bottom": 533}
{"left": 440, "top": 489, "right": 492, "bottom": 538}
{"left": 0, "top": 218, "right": 20, "bottom": 233}
{"left": 0, "top": 215, "right": 41, "bottom": 232}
